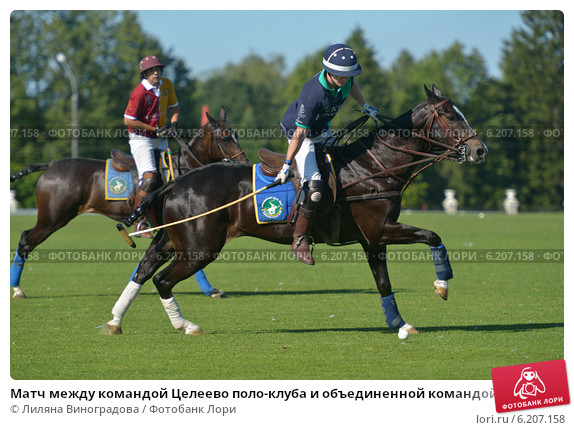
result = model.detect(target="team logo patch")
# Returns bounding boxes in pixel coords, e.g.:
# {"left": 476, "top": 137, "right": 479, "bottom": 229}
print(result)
{"left": 261, "top": 196, "right": 283, "bottom": 219}
{"left": 108, "top": 177, "right": 128, "bottom": 195}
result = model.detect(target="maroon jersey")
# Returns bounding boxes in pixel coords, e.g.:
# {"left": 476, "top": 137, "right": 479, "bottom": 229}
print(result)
{"left": 124, "top": 78, "right": 177, "bottom": 137}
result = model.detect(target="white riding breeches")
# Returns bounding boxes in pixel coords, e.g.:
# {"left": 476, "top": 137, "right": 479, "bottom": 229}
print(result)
{"left": 128, "top": 132, "right": 167, "bottom": 182}
{"left": 292, "top": 132, "right": 331, "bottom": 184}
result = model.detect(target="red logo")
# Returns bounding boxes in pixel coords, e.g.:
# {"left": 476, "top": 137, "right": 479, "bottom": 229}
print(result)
{"left": 491, "top": 360, "right": 570, "bottom": 413}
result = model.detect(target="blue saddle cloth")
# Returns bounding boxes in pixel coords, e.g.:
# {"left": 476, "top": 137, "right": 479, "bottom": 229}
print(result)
{"left": 105, "top": 159, "right": 134, "bottom": 200}
{"left": 105, "top": 152, "right": 172, "bottom": 200}
{"left": 253, "top": 163, "right": 296, "bottom": 224}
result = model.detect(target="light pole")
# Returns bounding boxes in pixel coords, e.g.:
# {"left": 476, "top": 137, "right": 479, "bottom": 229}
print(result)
{"left": 56, "top": 53, "right": 79, "bottom": 158}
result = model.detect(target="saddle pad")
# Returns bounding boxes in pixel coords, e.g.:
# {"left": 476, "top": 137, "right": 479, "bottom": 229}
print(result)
{"left": 253, "top": 163, "right": 296, "bottom": 224}
{"left": 105, "top": 159, "right": 134, "bottom": 200}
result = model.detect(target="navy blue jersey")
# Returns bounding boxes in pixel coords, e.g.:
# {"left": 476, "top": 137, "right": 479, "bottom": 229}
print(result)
{"left": 281, "top": 70, "right": 353, "bottom": 138}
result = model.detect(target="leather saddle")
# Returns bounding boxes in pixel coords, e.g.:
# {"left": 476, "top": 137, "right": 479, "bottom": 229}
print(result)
{"left": 110, "top": 149, "right": 170, "bottom": 178}
{"left": 110, "top": 149, "right": 135, "bottom": 172}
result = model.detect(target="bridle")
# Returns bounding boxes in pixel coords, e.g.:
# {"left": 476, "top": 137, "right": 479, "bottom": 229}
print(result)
{"left": 207, "top": 123, "right": 246, "bottom": 163}
{"left": 413, "top": 98, "right": 478, "bottom": 160}
{"left": 340, "top": 98, "right": 477, "bottom": 193}
{"left": 172, "top": 122, "right": 246, "bottom": 168}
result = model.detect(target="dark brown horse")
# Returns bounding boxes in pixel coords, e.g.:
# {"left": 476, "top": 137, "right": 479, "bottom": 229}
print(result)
{"left": 10, "top": 108, "right": 249, "bottom": 299}
{"left": 109, "top": 85, "right": 487, "bottom": 337}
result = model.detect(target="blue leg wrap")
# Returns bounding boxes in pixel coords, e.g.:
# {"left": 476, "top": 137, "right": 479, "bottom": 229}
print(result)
{"left": 430, "top": 244, "right": 453, "bottom": 280}
{"left": 10, "top": 252, "right": 26, "bottom": 288}
{"left": 194, "top": 270, "right": 214, "bottom": 296}
{"left": 380, "top": 292, "right": 406, "bottom": 329}
{"left": 129, "top": 264, "right": 139, "bottom": 281}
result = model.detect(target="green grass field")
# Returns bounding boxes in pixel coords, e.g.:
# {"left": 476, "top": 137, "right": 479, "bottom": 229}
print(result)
{"left": 10, "top": 211, "right": 563, "bottom": 380}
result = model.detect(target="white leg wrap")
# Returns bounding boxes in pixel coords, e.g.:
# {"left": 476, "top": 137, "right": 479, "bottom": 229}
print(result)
{"left": 161, "top": 296, "right": 201, "bottom": 334}
{"left": 111, "top": 281, "right": 142, "bottom": 320}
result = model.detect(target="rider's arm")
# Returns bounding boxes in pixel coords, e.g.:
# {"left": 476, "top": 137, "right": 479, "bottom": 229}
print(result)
{"left": 349, "top": 80, "right": 367, "bottom": 106}
{"left": 169, "top": 105, "right": 180, "bottom": 125}
{"left": 124, "top": 117, "right": 158, "bottom": 133}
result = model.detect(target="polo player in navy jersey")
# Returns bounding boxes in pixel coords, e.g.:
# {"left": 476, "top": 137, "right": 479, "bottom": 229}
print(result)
{"left": 276, "top": 43, "right": 380, "bottom": 265}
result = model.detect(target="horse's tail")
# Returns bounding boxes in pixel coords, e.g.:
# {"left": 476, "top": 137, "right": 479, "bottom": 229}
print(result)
{"left": 10, "top": 163, "right": 50, "bottom": 182}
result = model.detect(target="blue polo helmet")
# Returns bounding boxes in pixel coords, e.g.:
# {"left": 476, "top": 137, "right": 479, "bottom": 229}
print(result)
{"left": 322, "top": 44, "right": 362, "bottom": 77}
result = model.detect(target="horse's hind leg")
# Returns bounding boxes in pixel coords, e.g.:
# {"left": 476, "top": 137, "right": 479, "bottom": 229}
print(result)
{"left": 153, "top": 257, "right": 209, "bottom": 335}
{"left": 11, "top": 194, "right": 81, "bottom": 299}
{"left": 106, "top": 232, "right": 171, "bottom": 334}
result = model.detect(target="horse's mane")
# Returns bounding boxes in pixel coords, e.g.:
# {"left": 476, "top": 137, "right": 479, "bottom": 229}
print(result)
{"left": 374, "top": 99, "right": 432, "bottom": 134}
{"left": 332, "top": 100, "right": 429, "bottom": 160}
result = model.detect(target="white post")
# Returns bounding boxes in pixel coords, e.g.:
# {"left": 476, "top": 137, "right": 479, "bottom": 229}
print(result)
{"left": 56, "top": 53, "right": 79, "bottom": 158}
{"left": 503, "top": 189, "right": 519, "bottom": 215}
{"left": 442, "top": 189, "right": 458, "bottom": 215}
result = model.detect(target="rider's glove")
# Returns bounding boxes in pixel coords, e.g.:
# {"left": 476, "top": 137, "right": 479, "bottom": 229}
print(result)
{"left": 156, "top": 125, "right": 171, "bottom": 138}
{"left": 276, "top": 161, "right": 292, "bottom": 185}
{"left": 362, "top": 103, "right": 380, "bottom": 121}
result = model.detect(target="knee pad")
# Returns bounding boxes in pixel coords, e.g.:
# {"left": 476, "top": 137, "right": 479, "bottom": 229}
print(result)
{"left": 308, "top": 180, "right": 323, "bottom": 203}
{"left": 298, "top": 180, "right": 323, "bottom": 218}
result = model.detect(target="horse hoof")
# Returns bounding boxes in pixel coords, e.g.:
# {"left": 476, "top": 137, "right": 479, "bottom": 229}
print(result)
{"left": 210, "top": 289, "right": 227, "bottom": 298}
{"left": 185, "top": 328, "right": 204, "bottom": 335}
{"left": 433, "top": 280, "right": 448, "bottom": 300}
{"left": 106, "top": 321, "right": 122, "bottom": 335}
{"left": 402, "top": 323, "right": 420, "bottom": 334}
{"left": 12, "top": 289, "right": 27, "bottom": 299}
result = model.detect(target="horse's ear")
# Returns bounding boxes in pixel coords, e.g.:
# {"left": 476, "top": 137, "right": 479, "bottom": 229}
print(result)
{"left": 219, "top": 106, "right": 227, "bottom": 122}
{"left": 432, "top": 84, "right": 445, "bottom": 99}
{"left": 205, "top": 111, "right": 217, "bottom": 126}
{"left": 424, "top": 84, "right": 435, "bottom": 100}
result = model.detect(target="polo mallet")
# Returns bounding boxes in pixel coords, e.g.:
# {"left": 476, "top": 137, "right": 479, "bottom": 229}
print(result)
{"left": 117, "top": 175, "right": 290, "bottom": 248}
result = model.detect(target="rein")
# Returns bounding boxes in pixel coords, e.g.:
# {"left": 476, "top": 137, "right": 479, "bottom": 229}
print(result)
{"left": 338, "top": 98, "right": 470, "bottom": 195}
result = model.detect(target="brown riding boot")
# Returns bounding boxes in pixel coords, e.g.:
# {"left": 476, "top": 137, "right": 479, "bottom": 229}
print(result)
{"left": 291, "top": 215, "right": 315, "bottom": 265}
{"left": 132, "top": 171, "right": 160, "bottom": 239}
{"left": 133, "top": 193, "right": 153, "bottom": 238}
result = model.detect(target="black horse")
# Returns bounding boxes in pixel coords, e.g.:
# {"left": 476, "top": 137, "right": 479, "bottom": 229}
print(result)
{"left": 108, "top": 85, "right": 487, "bottom": 337}
{"left": 10, "top": 108, "right": 249, "bottom": 299}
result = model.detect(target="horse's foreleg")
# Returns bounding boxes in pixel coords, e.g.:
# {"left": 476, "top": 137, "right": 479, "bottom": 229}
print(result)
{"left": 363, "top": 244, "right": 418, "bottom": 337}
{"left": 381, "top": 222, "right": 453, "bottom": 300}
{"left": 106, "top": 234, "right": 171, "bottom": 334}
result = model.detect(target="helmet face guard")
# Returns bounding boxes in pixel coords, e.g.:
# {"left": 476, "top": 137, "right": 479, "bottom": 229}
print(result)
{"left": 322, "top": 44, "right": 362, "bottom": 77}
{"left": 139, "top": 55, "right": 165, "bottom": 76}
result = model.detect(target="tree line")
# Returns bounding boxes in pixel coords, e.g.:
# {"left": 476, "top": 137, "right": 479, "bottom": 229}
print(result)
{"left": 10, "top": 11, "right": 563, "bottom": 210}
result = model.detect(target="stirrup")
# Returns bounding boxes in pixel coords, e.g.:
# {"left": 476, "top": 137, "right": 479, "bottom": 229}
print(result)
{"left": 294, "top": 234, "right": 315, "bottom": 251}
{"left": 291, "top": 235, "right": 315, "bottom": 265}
{"left": 133, "top": 220, "right": 153, "bottom": 238}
